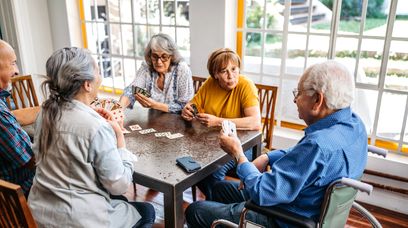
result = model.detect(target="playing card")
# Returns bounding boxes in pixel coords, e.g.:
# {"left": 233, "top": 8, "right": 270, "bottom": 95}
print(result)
{"left": 129, "top": 124, "right": 142, "bottom": 131}
{"left": 222, "top": 120, "right": 237, "bottom": 136}
{"left": 154, "top": 132, "right": 171, "bottom": 137}
{"left": 167, "top": 133, "right": 184, "bottom": 139}
{"left": 191, "top": 104, "right": 199, "bottom": 116}
{"left": 132, "top": 86, "right": 151, "bottom": 98}
{"left": 139, "top": 128, "right": 157, "bottom": 134}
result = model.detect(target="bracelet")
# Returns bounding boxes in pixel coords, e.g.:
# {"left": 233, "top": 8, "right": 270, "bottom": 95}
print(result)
{"left": 235, "top": 154, "right": 246, "bottom": 164}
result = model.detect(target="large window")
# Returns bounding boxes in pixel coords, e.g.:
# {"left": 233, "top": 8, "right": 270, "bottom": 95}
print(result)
{"left": 80, "top": 0, "right": 190, "bottom": 93}
{"left": 238, "top": 0, "right": 408, "bottom": 154}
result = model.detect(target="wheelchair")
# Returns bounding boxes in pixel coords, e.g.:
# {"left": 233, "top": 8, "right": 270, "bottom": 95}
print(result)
{"left": 211, "top": 145, "right": 387, "bottom": 228}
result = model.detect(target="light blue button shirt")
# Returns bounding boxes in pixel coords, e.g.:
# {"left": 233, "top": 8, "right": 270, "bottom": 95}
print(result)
{"left": 237, "top": 107, "right": 368, "bottom": 222}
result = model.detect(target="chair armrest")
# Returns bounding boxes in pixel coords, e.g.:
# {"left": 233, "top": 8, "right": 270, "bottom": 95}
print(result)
{"left": 244, "top": 200, "right": 316, "bottom": 228}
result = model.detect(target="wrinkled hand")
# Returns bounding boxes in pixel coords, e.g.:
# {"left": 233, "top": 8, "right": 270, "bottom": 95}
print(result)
{"left": 94, "top": 107, "right": 125, "bottom": 147}
{"left": 135, "top": 93, "right": 156, "bottom": 109}
{"left": 181, "top": 103, "right": 195, "bottom": 121}
{"left": 219, "top": 132, "right": 243, "bottom": 158}
{"left": 196, "top": 113, "right": 221, "bottom": 127}
{"left": 94, "top": 107, "right": 113, "bottom": 120}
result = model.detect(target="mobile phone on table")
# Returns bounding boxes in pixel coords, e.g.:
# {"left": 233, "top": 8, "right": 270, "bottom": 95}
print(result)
{"left": 176, "top": 156, "right": 201, "bottom": 173}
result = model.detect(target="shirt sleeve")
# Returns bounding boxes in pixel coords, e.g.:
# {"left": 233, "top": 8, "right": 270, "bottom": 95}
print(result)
{"left": 168, "top": 62, "right": 194, "bottom": 113}
{"left": 266, "top": 149, "right": 287, "bottom": 165}
{"left": 0, "top": 108, "right": 33, "bottom": 167}
{"left": 89, "top": 124, "right": 134, "bottom": 195}
{"left": 121, "top": 62, "right": 150, "bottom": 109}
{"left": 237, "top": 140, "right": 323, "bottom": 206}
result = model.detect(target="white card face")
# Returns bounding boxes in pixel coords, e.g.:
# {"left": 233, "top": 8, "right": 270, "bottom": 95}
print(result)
{"left": 155, "top": 132, "right": 171, "bottom": 137}
{"left": 139, "top": 128, "right": 156, "bottom": 134}
{"left": 167, "top": 133, "right": 184, "bottom": 139}
{"left": 129, "top": 124, "right": 142, "bottom": 131}
{"left": 222, "top": 120, "right": 237, "bottom": 136}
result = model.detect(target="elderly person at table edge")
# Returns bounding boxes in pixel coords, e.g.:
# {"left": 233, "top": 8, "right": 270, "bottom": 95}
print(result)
{"left": 119, "top": 33, "right": 194, "bottom": 113}
{"left": 181, "top": 48, "right": 262, "bottom": 200}
{"left": 28, "top": 47, "right": 155, "bottom": 227}
{"left": 185, "top": 60, "right": 368, "bottom": 228}
{"left": 0, "top": 39, "right": 39, "bottom": 197}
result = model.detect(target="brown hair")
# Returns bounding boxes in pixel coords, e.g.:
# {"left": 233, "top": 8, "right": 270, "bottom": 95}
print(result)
{"left": 207, "top": 48, "right": 241, "bottom": 78}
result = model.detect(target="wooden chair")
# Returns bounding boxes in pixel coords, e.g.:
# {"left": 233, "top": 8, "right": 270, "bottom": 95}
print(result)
{"left": 6, "top": 75, "right": 39, "bottom": 110}
{"left": 0, "top": 179, "right": 37, "bottom": 228}
{"left": 192, "top": 76, "right": 207, "bottom": 94}
{"left": 255, "top": 83, "right": 278, "bottom": 151}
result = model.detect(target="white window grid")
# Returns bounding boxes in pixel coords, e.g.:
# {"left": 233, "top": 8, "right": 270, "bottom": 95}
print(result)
{"left": 81, "top": 0, "right": 190, "bottom": 91}
{"left": 238, "top": 0, "right": 408, "bottom": 154}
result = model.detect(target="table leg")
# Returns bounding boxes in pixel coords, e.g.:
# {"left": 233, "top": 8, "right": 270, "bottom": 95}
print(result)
{"left": 164, "top": 187, "right": 184, "bottom": 228}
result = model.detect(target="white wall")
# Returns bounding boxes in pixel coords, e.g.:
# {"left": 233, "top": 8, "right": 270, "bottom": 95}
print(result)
{"left": 189, "top": 0, "right": 236, "bottom": 76}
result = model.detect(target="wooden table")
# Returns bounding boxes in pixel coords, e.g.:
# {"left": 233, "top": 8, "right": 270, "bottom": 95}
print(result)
{"left": 124, "top": 108, "right": 262, "bottom": 228}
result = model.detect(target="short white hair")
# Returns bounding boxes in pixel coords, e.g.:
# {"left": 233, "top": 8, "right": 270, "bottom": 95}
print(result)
{"left": 302, "top": 60, "right": 355, "bottom": 110}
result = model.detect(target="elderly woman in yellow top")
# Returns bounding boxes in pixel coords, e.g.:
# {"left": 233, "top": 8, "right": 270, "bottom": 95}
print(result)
{"left": 181, "top": 48, "right": 261, "bottom": 200}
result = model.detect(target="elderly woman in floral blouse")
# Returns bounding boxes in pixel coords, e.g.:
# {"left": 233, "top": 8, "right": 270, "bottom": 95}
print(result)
{"left": 119, "top": 33, "right": 194, "bottom": 113}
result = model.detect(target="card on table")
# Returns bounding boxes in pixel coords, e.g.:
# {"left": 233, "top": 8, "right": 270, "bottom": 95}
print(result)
{"left": 129, "top": 124, "right": 142, "bottom": 131}
{"left": 167, "top": 133, "right": 184, "bottom": 139}
{"left": 155, "top": 132, "right": 171, "bottom": 137}
{"left": 222, "top": 120, "right": 237, "bottom": 136}
{"left": 139, "top": 128, "right": 157, "bottom": 134}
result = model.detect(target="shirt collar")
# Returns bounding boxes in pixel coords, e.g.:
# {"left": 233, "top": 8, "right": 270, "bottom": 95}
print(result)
{"left": 304, "top": 107, "right": 352, "bottom": 134}
{"left": 0, "top": 88, "right": 11, "bottom": 98}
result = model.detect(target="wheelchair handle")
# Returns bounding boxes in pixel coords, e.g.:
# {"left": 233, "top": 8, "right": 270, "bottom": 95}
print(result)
{"left": 368, "top": 145, "right": 387, "bottom": 158}
{"left": 341, "top": 177, "right": 373, "bottom": 195}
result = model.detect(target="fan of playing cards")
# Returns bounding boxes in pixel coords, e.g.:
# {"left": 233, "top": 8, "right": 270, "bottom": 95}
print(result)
{"left": 222, "top": 120, "right": 237, "bottom": 136}
{"left": 91, "top": 97, "right": 124, "bottom": 121}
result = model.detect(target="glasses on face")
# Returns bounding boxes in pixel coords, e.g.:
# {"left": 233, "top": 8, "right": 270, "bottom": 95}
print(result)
{"left": 218, "top": 66, "right": 239, "bottom": 77}
{"left": 292, "top": 88, "right": 314, "bottom": 98}
{"left": 151, "top": 53, "right": 171, "bottom": 63}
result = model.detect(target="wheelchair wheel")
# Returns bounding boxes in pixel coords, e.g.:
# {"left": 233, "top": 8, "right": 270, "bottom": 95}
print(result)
{"left": 349, "top": 202, "right": 382, "bottom": 228}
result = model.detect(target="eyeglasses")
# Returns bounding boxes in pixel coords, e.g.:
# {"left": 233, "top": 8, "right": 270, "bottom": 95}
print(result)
{"left": 292, "top": 88, "right": 314, "bottom": 98}
{"left": 151, "top": 53, "right": 171, "bottom": 62}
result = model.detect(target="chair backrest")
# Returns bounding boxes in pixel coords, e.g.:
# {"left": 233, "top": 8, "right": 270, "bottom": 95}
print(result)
{"left": 192, "top": 75, "right": 206, "bottom": 94}
{"left": 319, "top": 180, "right": 358, "bottom": 228}
{"left": 0, "top": 179, "right": 37, "bottom": 228}
{"left": 255, "top": 84, "right": 278, "bottom": 150}
{"left": 6, "top": 75, "right": 39, "bottom": 110}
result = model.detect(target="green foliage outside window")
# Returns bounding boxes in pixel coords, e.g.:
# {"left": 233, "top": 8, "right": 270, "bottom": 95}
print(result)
{"left": 320, "top": 0, "right": 385, "bottom": 19}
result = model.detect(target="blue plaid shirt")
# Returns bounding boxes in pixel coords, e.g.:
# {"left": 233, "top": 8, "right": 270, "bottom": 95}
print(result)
{"left": 0, "top": 89, "right": 35, "bottom": 195}
{"left": 238, "top": 107, "right": 367, "bottom": 225}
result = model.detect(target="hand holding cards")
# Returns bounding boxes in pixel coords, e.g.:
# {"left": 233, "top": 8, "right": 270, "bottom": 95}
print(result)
{"left": 132, "top": 86, "right": 151, "bottom": 98}
{"left": 191, "top": 104, "right": 199, "bottom": 117}
{"left": 91, "top": 97, "right": 124, "bottom": 122}
{"left": 222, "top": 120, "right": 237, "bottom": 136}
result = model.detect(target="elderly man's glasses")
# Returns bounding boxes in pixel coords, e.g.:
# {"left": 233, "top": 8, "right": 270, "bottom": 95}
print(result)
{"left": 292, "top": 88, "right": 314, "bottom": 98}
{"left": 151, "top": 54, "right": 171, "bottom": 62}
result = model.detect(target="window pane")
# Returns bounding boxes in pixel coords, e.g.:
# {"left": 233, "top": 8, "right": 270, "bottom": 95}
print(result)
{"left": 266, "top": 0, "right": 282, "bottom": 30}
{"left": 363, "top": 0, "right": 389, "bottom": 37}
{"left": 352, "top": 88, "right": 378, "bottom": 135}
{"left": 120, "top": 0, "right": 132, "bottom": 23}
{"left": 385, "top": 40, "right": 408, "bottom": 92}
{"left": 133, "top": 0, "right": 147, "bottom": 24}
{"left": 83, "top": 0, "right": 94, "bottom": 21}
{"left": 335, "top": 37, "right": 358, "bottom": 76}
{"left": 357, "top": 38, "right": 384, "bottom": 86}
{"left": 246, "top": 0, "right": 264, "bottom": 29}
{"left": 305, "top": 35, "right": 329, "bottom": 67}
{"left": 393, "top": 0, "right": 408, "bottom": 38}
{"left": 244, "top": 32, "right": 262, "bottom": 73}
{"left": 108, "top": 0, "right": 120, "bottom": 22}
{"left": 286, "top": 34, "right": 306, "bottom": 76}
{"left": 280, "top": 79, "right": 302, "bottom": 124}
{"left": 135, "top": 25, "right": 148, "bottom": 57}
{"left": 122, "top": 24, "right": 134, "bottom": 57}
{"left": 148, "top": 26, "right": 160, "bottom": 39}
{"left": 176, "top": 27, "right": 190, "bottom": 60}
{"left": 308, "top": 0, "right": 333, "bottom": 34}
{"left": 163, "top": 0, "right": 175, "bottom": 25}
{"left": 109, "top": 23, "right": 122, "bottom": 55}
{"left": 336, "top": 0, "right": 363, "bottom": 35}
{"left": 264, "top": 33, "right": 282, "bottom": 76}
{"left": 111, "top": 57, "right": 124, "bottom": 87}
{"left": 123, "top": 58, "right": 136, "bottom": 86}
{"left": 377, "top": 92, "right": 406, "bottom": 140}
{"left": 147, "top": 0, "right": 160, "bottom": 25}
{"left": 162, "top": 26, "right": 176, "bottom": 41}
{"left": 85, "top": 22, "right": 98, "bottom": 54}
{"left": 176, "top": 1, "right": 189, "bottom": 26}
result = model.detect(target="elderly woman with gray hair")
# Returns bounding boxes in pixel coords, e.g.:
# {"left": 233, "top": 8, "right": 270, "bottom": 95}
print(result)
{"left": 120, "top": 33, "right": 194, "bottom": 113}
{"left": 28, "top": 47, "right": 155, "bottom": 228}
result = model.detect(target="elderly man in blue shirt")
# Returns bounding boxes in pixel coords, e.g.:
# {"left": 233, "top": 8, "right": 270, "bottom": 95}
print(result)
{"left": 185, "top": 60, "right": 368, "bottom": 227}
